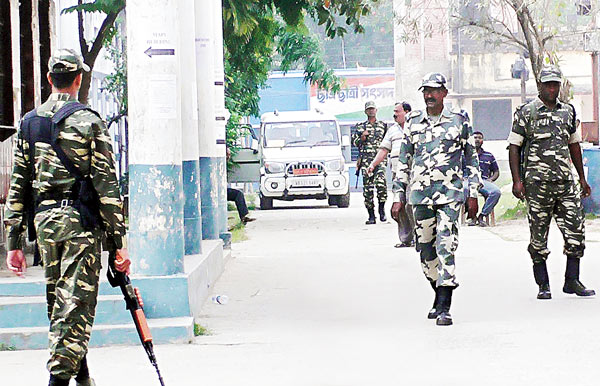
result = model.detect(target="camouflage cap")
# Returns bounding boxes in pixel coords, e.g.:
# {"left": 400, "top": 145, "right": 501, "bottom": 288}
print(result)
{"left": 364, "top": 101, "right": 377, "bottom": 110}
{"left": 418, "top": 72, "right": 447, "bottom": 90}
{"left": 48, "top": 49, "right": 90, "bottom": 73}
{"left": 539, "top": 65, "right": 562, "bottom": 83}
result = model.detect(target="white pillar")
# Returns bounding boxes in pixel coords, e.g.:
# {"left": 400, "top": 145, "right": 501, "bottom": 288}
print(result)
{"left": 194, "top": 0, "right": 222, "bottom": 240}
{"left": 179, "top": 0, "right": 202, "bottom": 254}
{"left": 127, "top": 0, "right": 185, "bottom": 275}
{"left": 212, "top": 0, "right": 228, "bottom": 237}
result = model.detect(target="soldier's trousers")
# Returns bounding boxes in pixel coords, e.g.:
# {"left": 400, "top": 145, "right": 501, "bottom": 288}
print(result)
{"left": 35, "top": 207, "right": 102, "bottom": 379}
{"left": 360, "top": 163, "right": 387, "bottom": 209}
{"left": 525, "top": 180, "right": 585, "bottom": 263}
{"left": 413, "top": 202, "right": 461, "bottom": 287}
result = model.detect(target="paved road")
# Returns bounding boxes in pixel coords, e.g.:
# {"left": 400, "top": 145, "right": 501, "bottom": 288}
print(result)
{"left": 2, "top": 192, "right": 600, "bottom": 385}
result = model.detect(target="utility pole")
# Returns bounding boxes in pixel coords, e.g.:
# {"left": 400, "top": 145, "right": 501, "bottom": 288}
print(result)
{"left": 520, "top": 68, "right": 527, "bottom": 104}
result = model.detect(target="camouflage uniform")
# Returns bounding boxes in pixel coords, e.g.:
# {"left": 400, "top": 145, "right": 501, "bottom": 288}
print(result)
{"left": 380, "top": 123, "right": 414, "bottom": 244}
{"left": 5, "top": 52, "right": 124, "bottom": 379}
{"left": 508, "top": 97, "right": 584, "bottom": 262}
{"left": 393, "top": 107, "right": 481, "bottom": 287}
{"left": 353, "top": 119, "right": 388, "bottom": 209}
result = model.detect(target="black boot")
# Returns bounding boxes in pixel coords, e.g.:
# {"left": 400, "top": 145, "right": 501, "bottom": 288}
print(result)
{"left": 365, "top": 208, "right": 376, "bottom": 225}
{"left": 378, "top": 202, "right": 387, "bottom": 222}
{"left": 49, "top": 375, "right": 70, "bottom": 386}
{"left": 427, "top": 281, "right": 440, "bottom": 319}
{"left": 533, "top": 261, "right": 552, "bottom": 300}
{"left": 435, "top": 286, "right": 453, "bottom": 326}
{"left": 75, "top": 355, "right": 90, "bottom": 383}
{"left": 563, "top": 257, "right": 595, "bottom": 296}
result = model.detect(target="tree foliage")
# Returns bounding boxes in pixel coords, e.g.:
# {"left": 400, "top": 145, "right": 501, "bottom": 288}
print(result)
{"left": 395, "top": 0, "right": 598, "bottom": 89}
{"left": 223, "top": 0, "right": 378, "bottom": 150}
{"left": 61, "top": 0, "right": 125, "bottom": 104}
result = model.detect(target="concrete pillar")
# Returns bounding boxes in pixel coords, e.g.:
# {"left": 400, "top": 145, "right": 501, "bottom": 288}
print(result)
{"left": 179, "top": 0, "right": 202, "bottom": 255}
{"left": 127, "top": 0, "right": 185, "bottom": 276}
{"left": 212, "top": 0, "right": 228, "bottom": 238}
{"left": 194, "top": 0, "right": 221, "bottom": 240}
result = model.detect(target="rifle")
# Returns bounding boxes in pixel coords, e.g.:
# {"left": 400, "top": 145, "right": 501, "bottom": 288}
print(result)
{"left": 107, "top": 250, "right": 166, "bottom": 386}
{"left": 355, "top": 157, "right": 361, "bottom": 189}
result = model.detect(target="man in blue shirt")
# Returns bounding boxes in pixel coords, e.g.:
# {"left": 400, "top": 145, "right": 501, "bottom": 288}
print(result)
{"left": 466, "top": 131, "right": 501, "bottom": 226}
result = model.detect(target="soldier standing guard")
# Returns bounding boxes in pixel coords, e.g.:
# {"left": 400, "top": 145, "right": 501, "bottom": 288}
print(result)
{"left": 4, "top": 49, "right": 131, "bottom": 386}
{"left": 391, "top": 73, "right": 481, "bottom": 326}
{"left": 508, "top": 65, "right": 594, "bottom": 300}
{"left": 352, "top": 101, "right": 388, "bottom": 224}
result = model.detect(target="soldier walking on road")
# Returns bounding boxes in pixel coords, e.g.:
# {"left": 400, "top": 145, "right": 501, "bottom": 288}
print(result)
{"left": 4, "top": 49, "right": 131, "bottom": 386}
{"left": 353, "top": 101, "right": 388, "bottom": 224}
{"left": 391, "top": 73, "right": 481, "bottom": 326}
{"left": 368, "top": 101, "right": 415, "bottom": 247}
{"left": 508, "top": 65, "right": 594, "bottom": 300}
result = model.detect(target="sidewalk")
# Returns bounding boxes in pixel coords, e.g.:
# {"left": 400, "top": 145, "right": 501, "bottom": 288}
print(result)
{"left": 1, "top": 192, "right": 599, "bottom": 385}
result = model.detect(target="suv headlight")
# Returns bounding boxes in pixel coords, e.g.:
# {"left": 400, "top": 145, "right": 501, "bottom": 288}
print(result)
{"left": 325, "top": 158, "right": 343, "bottom": 171}
{"left": 265, "top": 161, "right": 285, "bottom": 174}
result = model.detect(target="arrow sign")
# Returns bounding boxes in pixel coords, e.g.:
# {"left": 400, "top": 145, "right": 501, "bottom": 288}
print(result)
{"left": 144, "top": 47, "right": 175, "bottom": 57}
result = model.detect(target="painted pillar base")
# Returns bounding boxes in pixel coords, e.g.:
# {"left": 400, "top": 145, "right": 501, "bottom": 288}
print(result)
{"left": 129, "top": 164, "right": 185, "bottom": 276}
{"left": 183, "top": 160, "right": 202, "bottom": 254}
{"left": 200, "top": 156, "right": 226, "bottom": 239}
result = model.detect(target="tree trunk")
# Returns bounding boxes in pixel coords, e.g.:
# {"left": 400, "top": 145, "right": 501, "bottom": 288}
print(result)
{"left": 77, "top": 8, "right": 123, "bottom": 104}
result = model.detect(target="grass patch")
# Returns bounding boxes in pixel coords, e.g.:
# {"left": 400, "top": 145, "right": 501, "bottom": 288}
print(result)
{"left": 246, "top": 193, "right": 257, "bottom": 210}
{"left": 194, "top": 323, "right": 210, "bottom": 336}
{"left": 585, "top": 213, "right": 599, "bottom": 220}
{"left": 0, "top": 343, "right": 16, "bottom": 351}
{"left": 500, "top": 200, "right": 528, "bottom": 220}
{"left": 227, "top": 212, "right": 249, "bottom": 243}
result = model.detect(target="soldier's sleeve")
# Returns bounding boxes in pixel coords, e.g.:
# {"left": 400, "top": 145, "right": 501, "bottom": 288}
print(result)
{"left": 507, "top": 106, "right": 527, "bottom": 146}
{"left": 89, "top": 117, "right": 126, "bottom": 249}
{"left": 4, "top": 122, "right": 30, "bottom": 250}
{"left": 392, "top": 124, "right": 413, "bottom": 203}
{"left": 567, "top": 104, "right": 581, "bottom": 144}
{"left": 352, "top": 123, "right": 365, "bottom": 148}
{"left": 461, "top": 117, "right": 482, "bottom": 199}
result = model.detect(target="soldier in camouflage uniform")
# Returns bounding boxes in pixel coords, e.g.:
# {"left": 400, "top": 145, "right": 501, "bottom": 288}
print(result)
{"left": 508, "top": 65, "right": 594, "bottom": 300}
{"left": 391, "top": 73, "right": 481, "bottom": 326}
{"left": 352, "top": 101, "right": 388, "bottom": 224}
{"left": 4, "top": 49, "right": 130, "bottom": 386}
{"left": 368, "top": 101, "right": 415, "bottom": 247}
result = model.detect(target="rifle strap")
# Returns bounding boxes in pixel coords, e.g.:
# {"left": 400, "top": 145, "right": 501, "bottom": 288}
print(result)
{"left": 50, "top": 102, "right": 95, "bottom": 180}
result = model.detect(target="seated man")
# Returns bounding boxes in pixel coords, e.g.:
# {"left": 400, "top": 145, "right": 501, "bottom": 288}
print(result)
{"left": 466, "top": 131, "right": 501, "bottom": 226}
{"left": 227, "top": 147, "right": 256, "bottom": 225}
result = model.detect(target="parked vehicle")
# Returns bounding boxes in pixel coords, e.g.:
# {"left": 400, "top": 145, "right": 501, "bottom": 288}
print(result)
{"left": 229, "top": 110, "right": 351, "bottom": 210}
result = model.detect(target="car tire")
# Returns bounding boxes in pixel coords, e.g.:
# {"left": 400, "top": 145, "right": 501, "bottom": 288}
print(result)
{"left": 328, "top": 196, "right": 338, "bottom": 206}
{"left": 260, "top": 195, "right": 273, "bottom": 210}
{"left": 336, "top": 192, "right": 350, "bottom": 208}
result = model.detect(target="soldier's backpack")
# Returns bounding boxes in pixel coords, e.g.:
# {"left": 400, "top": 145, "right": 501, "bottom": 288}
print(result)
{"left": 20, "top": 102, "right": 103, "bottom": 241}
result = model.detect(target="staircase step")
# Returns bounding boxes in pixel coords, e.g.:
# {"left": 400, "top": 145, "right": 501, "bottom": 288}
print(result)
{"left": 0, "top": 295, "right": 134, "bottom": 328}
{"left": 0, "top": 316, "right": 194, "bottom": 350}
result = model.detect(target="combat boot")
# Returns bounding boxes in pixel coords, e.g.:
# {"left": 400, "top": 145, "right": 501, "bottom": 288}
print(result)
{"left": 365, "top": 208, "right": 376, "bottom": 225}
{"left": 378, "top": 202, "right": 387, "bottom": 222}
{"left": 533, "top": 261, "right": 551, "bottom": 300}
{"left": 563, "top": 257, "right": 595, "bottom": 297}
{"left": 435, "top": 286, "right": 453, "bottom": 326}
{"left": 76, "top": 378, "right": 96, "bottom": 386}
{"left": 427, "top": 281, "right": 440, "bottom": 319}
{"left": 49, "top": 375, "right": 70, "bottom": 386}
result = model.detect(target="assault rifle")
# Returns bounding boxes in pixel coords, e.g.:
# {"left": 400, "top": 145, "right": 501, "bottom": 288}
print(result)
{"left": 107, "top": 251, "right": 166, "bottom": 386}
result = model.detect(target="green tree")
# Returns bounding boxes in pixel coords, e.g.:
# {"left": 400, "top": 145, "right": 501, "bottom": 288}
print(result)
{"left": 223, "top": 0, "right": 379, "bottom": 149}
{"left": 61, "top": 0, "right": 125, "bottom": 104}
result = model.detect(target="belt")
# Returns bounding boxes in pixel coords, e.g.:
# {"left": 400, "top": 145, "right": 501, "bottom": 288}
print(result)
{"left": 35, "top": 199, "right": 74, "bottom": 214}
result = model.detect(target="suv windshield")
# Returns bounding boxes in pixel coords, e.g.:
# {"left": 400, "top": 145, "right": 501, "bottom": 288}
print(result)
{"left": 263, "top": 121, "right": 339, "bottom": 148}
